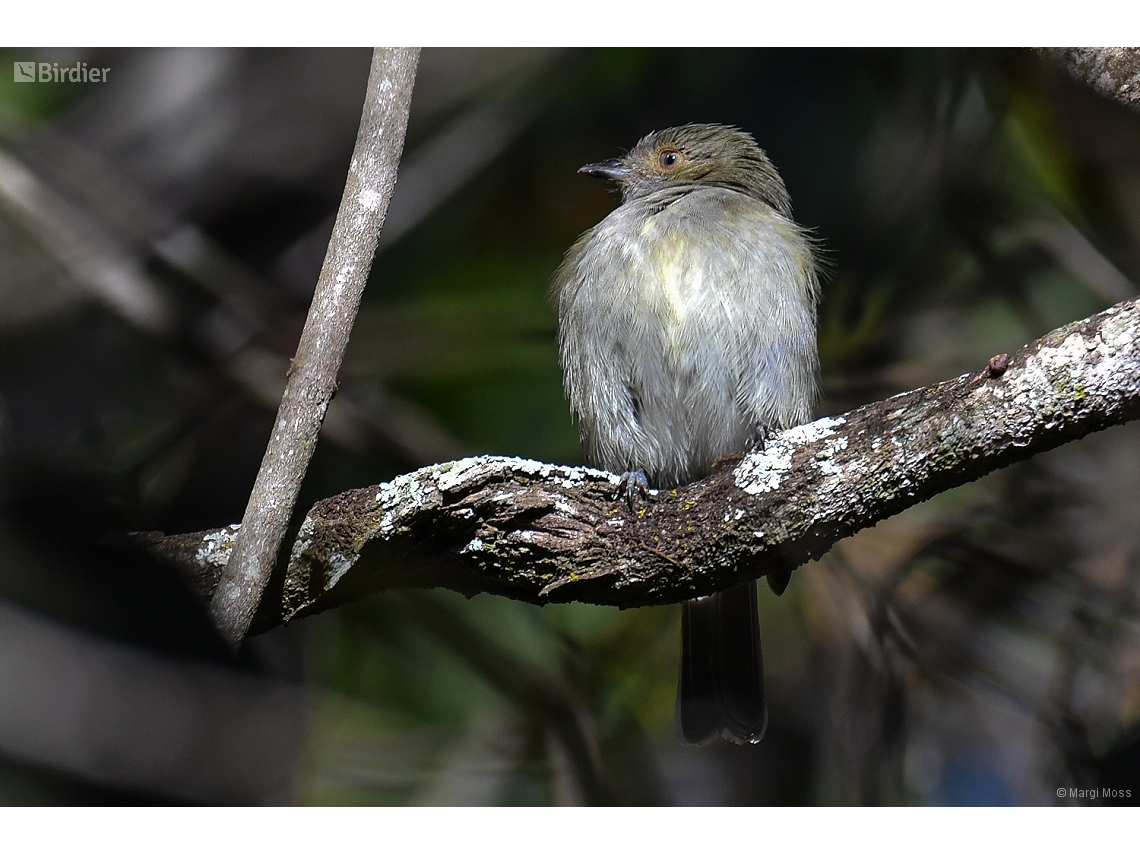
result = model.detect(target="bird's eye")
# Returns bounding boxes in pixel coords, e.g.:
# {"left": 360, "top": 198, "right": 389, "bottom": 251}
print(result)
{"left": 658, "top": 149, "right": 684, "bottom": 170}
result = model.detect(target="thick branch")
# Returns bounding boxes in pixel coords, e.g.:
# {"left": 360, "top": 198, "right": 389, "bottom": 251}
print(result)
{"left": 145, "top": 298, "right": 1140, "bottom": 628}
{"left": 1037, "top": 48, "right": 1140, "bottom": 112}
{"left": 207, "top": 48, "right": 420, "bottom": 646}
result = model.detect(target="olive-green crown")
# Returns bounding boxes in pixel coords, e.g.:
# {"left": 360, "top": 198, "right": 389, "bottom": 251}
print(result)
{"left": 613, "top": 123, "right": 792, "bottom": 216}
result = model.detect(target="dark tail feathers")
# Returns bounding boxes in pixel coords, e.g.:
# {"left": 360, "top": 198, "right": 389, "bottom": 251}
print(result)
{"left": 675, "top": 579, "right": 767, "bottom": 745}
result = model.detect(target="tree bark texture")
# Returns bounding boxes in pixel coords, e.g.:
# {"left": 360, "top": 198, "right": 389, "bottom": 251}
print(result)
{"left": 207, "top": 48, "right": 420, "bottom": 646}
{"left": 1038, "top": 47, "right": 1140, "bottom": 112}
{"left": 142, "top": 297, "right": 1140, "bottom": 630}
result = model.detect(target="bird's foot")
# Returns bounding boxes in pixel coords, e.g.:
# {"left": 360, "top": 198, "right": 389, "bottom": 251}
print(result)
{"left": 618, "top": 469, "right": 650, "bottom": 512}
{"left": 745, "top": 424, "right": 773, "bottom": 453}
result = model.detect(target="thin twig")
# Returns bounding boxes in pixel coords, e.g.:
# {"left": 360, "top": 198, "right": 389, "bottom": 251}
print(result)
{"left": 207, "top": 47, "right": 420, "bottom": 647}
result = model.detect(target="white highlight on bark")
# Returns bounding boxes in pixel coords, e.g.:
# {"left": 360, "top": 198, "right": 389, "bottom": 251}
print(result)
{"left": 733, "top": 416, "right": 846, "bottom": 495}
{"left": 195, "top": 524, "right": 241, "bottom": 566}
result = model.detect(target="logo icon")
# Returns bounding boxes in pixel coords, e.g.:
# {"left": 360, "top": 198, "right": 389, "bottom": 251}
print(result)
{"left": 13, "top": 62, "right": 35, "bottom": 83}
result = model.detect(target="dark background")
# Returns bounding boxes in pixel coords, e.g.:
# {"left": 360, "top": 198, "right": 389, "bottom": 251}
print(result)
{"left": 0, "top": 47, "right": 1138, "bottom": 805}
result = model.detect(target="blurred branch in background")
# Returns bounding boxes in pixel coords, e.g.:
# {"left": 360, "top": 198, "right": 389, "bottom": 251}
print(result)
{"left": 0, "top": 597, "right": 304, "bottom": 804}
{"left": 0, "top": 146, "right": 174, "bottom": 335}
{"left": 0, "top": 48, "right": 568, "bottom": 484}
{"left": 392, "top": 591, "right": 610, "bottom": 805}
{"left": 0, "top": 63, "right": 467, "bottom": 473}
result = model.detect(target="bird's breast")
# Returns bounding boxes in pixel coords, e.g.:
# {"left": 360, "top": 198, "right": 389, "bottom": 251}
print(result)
{"left": 625, "top": 214, "right": 708, "bottom": 337}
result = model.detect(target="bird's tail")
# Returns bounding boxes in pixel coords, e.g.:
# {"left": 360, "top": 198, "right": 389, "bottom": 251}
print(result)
{"left": 675, "top": 579, "right": 767, "bottom": 745}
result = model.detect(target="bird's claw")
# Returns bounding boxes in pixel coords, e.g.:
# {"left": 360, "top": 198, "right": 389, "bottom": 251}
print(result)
{"left": 745, "top": 424, "right": 772, "bottom": 453}
{"left": 618, "top": 469, "right": 650, "bottom": 512}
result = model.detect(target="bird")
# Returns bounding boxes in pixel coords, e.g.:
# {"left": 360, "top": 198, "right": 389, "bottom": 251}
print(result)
{"left": 552, "top": 123, "right": 819, "bottom": 744}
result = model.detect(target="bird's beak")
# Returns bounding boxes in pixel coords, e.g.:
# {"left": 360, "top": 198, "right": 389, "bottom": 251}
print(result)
{"left": 578, "top": 158, "right": 630, "bottom": 183}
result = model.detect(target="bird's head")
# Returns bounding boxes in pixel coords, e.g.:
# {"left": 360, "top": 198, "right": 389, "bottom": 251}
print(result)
{"left": 579, "top": 123, "right": 792, "bottom": 216}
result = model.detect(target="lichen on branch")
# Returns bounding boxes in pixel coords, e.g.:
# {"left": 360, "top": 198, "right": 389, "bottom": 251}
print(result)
{"left": 139, "top": 297, "right": 1140, "bottom": 630}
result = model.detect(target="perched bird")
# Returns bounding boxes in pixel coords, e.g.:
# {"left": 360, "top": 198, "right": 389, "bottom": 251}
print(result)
{"left": 552, "top": 123, "right": 819, "bottom": 744}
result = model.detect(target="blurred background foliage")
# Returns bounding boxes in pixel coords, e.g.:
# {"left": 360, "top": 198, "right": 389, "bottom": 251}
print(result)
{"left": 0, "top": 47, "right": 1139, "bottom": 805}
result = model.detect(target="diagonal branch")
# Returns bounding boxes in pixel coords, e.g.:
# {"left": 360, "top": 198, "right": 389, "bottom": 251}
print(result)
{"left": 207, "top": 48, "right": 420, "bottom": 647}
{"left": 140, "top": 297, "right": 1140, "bottom": 630}
{"left": 1037, "top": 48, "right": 1140, "bottom": 113}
